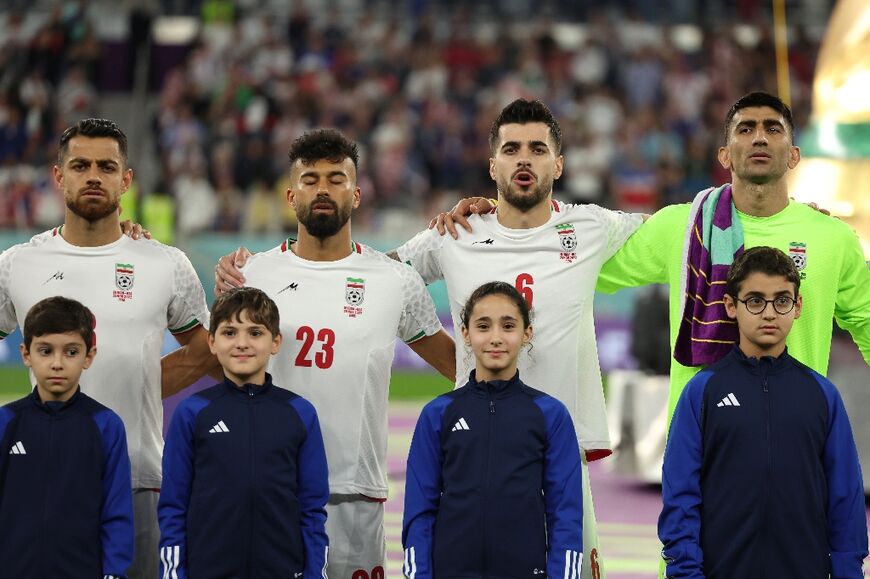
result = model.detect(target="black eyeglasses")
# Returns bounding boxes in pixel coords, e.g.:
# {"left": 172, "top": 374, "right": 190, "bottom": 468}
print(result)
{"left": 736, "top": 295, "right": 797, "bottom": 315}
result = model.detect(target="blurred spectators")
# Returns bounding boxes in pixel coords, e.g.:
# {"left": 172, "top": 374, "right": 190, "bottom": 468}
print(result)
{"left": 1, "top": 1, "right": 832, "bottom": 234}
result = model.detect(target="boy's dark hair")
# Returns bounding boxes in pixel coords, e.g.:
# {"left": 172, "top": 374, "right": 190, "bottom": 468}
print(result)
{"left": 58, "top": 118, "right": 129, "bottom": 166}
{"left": 724, "top": 92, "right": 794, "bottom": 143}
{"left": 489, "top": 99, "right": 562, "bottom": 155}
{"left": 210, "top": 287, "right": 280, "bottom": 337}
{"left": 726, "top": 246, "right": 801, "bottom": 298}
{"left": 461, "top": 281, "right": 532, "bottom": 330}
{"left": 288, "top": 128, "right": 360, "bottom": 171}
{"left": 23, "top": 296, "right": 95, "bottom": 349}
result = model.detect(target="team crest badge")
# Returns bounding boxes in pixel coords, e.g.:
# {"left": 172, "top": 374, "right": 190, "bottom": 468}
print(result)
{"left": 344, "top": 277, "right": 365, "bottom": 317}
{"left": 113, "top": 263, "right": 135, "bottom": 302}
{"left": 555, "top": 223, "right": 578, "bottom": 263}
{"left": 788, "top": 242, "right": 807, "bottom": 278}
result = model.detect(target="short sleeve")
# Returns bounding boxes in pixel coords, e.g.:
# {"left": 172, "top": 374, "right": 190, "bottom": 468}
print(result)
{"left": 0, "top": 245, "right": 22, "bottom": 338}
{"left": 579, "top": 203, "right": 644, "bottom": 262}
{"left": 396, "top": 262, "right": 442, "bottom": 344}
{"left": 396, "top": 228, "right": 446, "bottom": 285}
{"left": 165, "top": 246, "right": 210, "bottom": 333}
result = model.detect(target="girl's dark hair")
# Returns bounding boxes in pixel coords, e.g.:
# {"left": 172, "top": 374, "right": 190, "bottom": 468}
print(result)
{"left": 726, "top": 246, "right": 801, "bottom": 298}
{"left": 210, "top": 287, "right": 280, "bottom": 337}
{"left": 23, "top": 296, "right": 95, "bottom": 349}
{"left": 460, "top": 281, "right": 531, "bottom": 329}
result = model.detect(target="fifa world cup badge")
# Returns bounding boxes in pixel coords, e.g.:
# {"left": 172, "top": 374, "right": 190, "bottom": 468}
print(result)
{"left": 113, "top": 263, "right": 135, "bottom": 302}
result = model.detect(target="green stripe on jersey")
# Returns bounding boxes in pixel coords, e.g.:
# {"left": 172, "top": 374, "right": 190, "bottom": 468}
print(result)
{"left": 405, "top": 330, "right": 426, "bottom": 344}
{"left": 170, "top": 319, "right": 201, "bottom": 334}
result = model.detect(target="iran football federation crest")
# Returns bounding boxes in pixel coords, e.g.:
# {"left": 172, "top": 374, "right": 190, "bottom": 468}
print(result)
{"left": 344, "top": 277, "right": 365, "bottom": 317}
{"left": 555, "top": 223, "right": 578, "bottom": 263}
{"left": 788, "top": 242, "right": 807, "bottom": 276}
{"left": 113, "top": 263, "right": 135, "bottom": 302}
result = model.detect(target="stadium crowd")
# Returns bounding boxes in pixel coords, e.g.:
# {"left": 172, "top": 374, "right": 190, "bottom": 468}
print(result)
{"left": 1, "top": 1, "right": 828, "bottom": 234}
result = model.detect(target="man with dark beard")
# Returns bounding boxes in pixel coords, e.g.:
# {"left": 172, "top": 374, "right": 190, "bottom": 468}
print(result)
{"left": 0, "top": 118, "right": 215, "bottom": 579}
{"left": 199, "top": 128, "right": 455, "bottom": 579}
{"left": 215, "top": 101, "right": 644, "bottom": 579}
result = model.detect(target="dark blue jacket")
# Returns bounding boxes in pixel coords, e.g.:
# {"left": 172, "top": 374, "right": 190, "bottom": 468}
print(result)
{"left": 402, "top": 371, "right": 584, "bottom": 579}
{"left": 158, "top": 374, "right": 329, "bottom": 579}
{"left": 659, "top": 347, "right": 868, "bottom": 579}
{"left": 0, "top": 387, "right": 134, "bottom": 578}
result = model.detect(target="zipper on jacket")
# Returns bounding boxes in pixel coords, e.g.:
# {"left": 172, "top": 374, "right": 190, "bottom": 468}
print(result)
{"left": 483, "top": 390, "right": 496, "bottom": 575}
{"left": 40, "top": 415, "right": 56, "bottom": 576}
{"left": 761, "top": 368, "right": 770, "bottom": 577}
{"left": 247, "top": 387, "right": 256, "bottom": 576}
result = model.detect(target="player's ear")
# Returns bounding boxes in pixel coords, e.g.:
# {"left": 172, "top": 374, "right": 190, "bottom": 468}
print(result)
{"left": 488, "top": 157, "right": 496, "bottom": 182}
{"left": 717, "top": 145, "right": 731, "bottom": 170}
{"left": 271, "top": 332, "right": 282, "bottom": 355}
{"left": 793, "top": 294, "right": 802, "bottom": 320}
{"left": 352, "top": 185, "right": 361, "bottom": 209}
{"left": 19, "top": 343, "right": 31, "bottom": 368}
{"left": 207, "top": 332, "right": 217, "bottom": 355}
{"left": 286, "top": 188, "right": 295, "bottom": 208}
{"left": 553, "top": 155, "right": 564, "bottom": 180}
{"left": 83, "top": 346, "right": 97, "bottom": 369}
{"left": 723, "top": 294, "right": 738, "bottom": 319}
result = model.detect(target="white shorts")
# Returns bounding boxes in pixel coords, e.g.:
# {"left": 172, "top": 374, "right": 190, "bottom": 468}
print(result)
{"left": 326, "top": 494, "right": 386, "bottom": 579}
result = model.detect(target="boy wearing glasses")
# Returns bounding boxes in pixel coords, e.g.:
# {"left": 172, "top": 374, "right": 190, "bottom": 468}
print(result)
{"left": 659, "top": 246, "right": 868, "bottom": 578}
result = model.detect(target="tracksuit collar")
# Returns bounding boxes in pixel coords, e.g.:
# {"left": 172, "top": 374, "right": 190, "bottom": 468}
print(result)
{"left": 222, "top": 372, "right": 275, "bottom": 397}
{"left": 731, "top": 344, "right": 791, "bottom": 372}
{"left": 30, "top": 385, "right": 83, "bottom": 415}
{"left": 468, "top": 369, "right": 522, "bottom": 396}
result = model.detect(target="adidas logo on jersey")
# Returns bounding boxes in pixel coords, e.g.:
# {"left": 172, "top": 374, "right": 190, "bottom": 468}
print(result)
{"left": 717, "top": 393, "right": 740, "bottom": 407}
{"left": 451, "top": 418, "right": 470, "bottom": 431}
{"left": 209, "top": 420, "right": 230, "bottom": 433}
{"left": 9, "top": 441, "right": 26, "bottom": 455}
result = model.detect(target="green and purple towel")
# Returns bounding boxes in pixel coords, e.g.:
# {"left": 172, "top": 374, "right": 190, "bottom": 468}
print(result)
{"left": 674, "top": 184, "right": 744, "bottom": 366}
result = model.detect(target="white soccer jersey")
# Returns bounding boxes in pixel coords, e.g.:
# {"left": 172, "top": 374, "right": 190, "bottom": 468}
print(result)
{"left": 243, "top": 239, "right": 442, "bottom": 498}
{"left": 0, "top": 227, "right": 209, "bottom": 488}
{"left": 398, "top": 200, "right": 643, "bottom": 453}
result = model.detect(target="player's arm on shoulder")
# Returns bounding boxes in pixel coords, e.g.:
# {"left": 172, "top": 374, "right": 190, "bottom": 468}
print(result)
{"left": 407, "top": 330, "right": 456, "bottom": 382}
{"left": 214, "top": 247, "right": 254, "bottom": 296}
{"left": 391, "top": 228, "right": 445, "bottom": 284}
{"left": 597, "top": 203, "right": 685, "bottom": 293}
{"left": 161, "top": 326, "right": 222, "bottom": 398}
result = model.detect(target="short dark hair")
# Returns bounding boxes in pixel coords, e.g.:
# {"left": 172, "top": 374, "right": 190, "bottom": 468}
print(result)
{"left": 210, "top": 287, "right": 280, "bottom": 338}
{"left": 724, "top": 92, "right": 794, "bottom": 143}
{"left": 23, "top": 297, "right": 95, "bottom": 349}
{"left": 489, "top": 99, "right": 562, "bottom": 154}
{"left": 288, "top": 128, "right": 360, "bottom": 172}
{"left": 726, "top": 246, "right": 801, "bottom": 298}
{"left": 58, "top": 118, "right": 129, "bottom": 166}
{"left": 460, "top": 281, "right": 532, "bottom": 330}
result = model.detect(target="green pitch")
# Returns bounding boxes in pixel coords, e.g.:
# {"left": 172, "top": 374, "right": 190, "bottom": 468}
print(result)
{"left": 0, "top": 367, "right": 449, "bottom": 405}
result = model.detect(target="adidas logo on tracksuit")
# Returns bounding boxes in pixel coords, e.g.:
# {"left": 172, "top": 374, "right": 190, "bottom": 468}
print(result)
{"left": 8, "top": 441, "right": 26, "bottom": 455}
{"left": 451, "top": 418, "right": 470, "bottom": 431}
{"left": 717, "top": 393, "right": 740, "bottom": 407}
{"left": 209, "top": 421, "right": 230, "bottom": 433}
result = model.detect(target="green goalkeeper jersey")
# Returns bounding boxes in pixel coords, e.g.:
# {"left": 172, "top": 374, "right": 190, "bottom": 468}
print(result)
{"left": 597, "top": 199, "right": 870, "bottom": 422}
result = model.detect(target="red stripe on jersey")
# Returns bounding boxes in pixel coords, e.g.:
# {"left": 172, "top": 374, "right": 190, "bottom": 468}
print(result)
{"left": 353, "top": 241, "right": 362, "bottom": 254}
{"left": 488, "top": 205, "right": 497, "bottom": 214}
{"left": 280, "top": 239, "right": 288, "bottom": 252}
{"left": 551, "top": 200, "right": 560, "bottom": 212}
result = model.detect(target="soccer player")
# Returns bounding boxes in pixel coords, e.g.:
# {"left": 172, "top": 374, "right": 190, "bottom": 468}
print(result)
{"left": 0, "top": 297, "right": 134, "bottom": 578}
{"left": 0, "top": 118, "right": 214, "bottom": 579}
{"left": 216, "top": 101, "right": 641, "bottom": 579}
{"left": 159, "top": 288, "right": 329, "bottom": 578}
{"left": 660, "top": 247, "right": 867, "bottom": 577}
{"left": 595, "top": 92, "right": 870, "bottom": 421}
{"left": 209, "top": 128, "right": 455, "bottom": 579}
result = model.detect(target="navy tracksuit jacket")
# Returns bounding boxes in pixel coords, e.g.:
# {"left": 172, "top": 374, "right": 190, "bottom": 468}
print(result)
{"left": 158, "top": 374, "right": 329, "bottom": 579}
{"left": 659, "top": 347, "right": 868, "bottom": 578}
{"left": 402, "top": 371, "right": 584, "bottom": 579}
{"left": 0, "top": 387, "right": 134, "bottom": 578}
